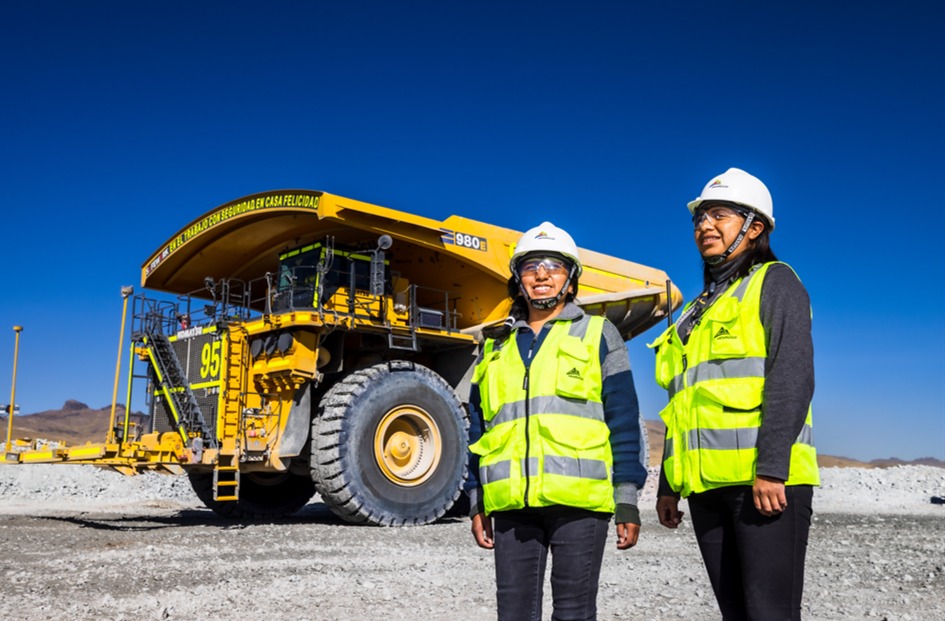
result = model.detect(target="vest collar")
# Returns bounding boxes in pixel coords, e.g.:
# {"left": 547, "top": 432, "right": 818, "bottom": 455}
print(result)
{"left": 510, "top": 301, "right": 585, "bottom": 332}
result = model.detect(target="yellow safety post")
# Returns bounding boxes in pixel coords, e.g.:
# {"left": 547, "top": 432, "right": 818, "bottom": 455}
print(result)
{"left": 121, "top": 339, "right": 136, "bottom": 443}
{"left": 107, "top": 286, "right": 134, "bottom": 443}
{"left": 5, "top": 325, "right": 23, "bottom": 453}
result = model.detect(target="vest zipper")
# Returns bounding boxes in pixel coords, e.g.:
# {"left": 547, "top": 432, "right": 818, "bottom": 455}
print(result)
{"left": 522, "top": 330, "right": 540, "bottom": 508}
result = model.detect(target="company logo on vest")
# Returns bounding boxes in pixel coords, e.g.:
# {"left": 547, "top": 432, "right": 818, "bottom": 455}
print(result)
{"left": 713, "top": 326, "right": 736, "bottom": 340}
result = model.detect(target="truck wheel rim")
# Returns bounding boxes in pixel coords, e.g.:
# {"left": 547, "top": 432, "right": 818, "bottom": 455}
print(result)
{"left": 374, "top": 406, "right": 442, "bottom": 487}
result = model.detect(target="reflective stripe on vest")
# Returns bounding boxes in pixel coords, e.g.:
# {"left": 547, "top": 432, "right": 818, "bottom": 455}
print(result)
{"left": 665, "top": 357, "right": 767, "bottom": 400}
{"left": 648, "top": 262, "right": 819, "bottom": 497}
{"left": 489, "top": 396, "right": 606, "bottom": 427}
{"left": 686, "top": 424, "right": 814, "bottom": 451}
{"left": 470, "top": 314, "right": 615, "bottom": 514}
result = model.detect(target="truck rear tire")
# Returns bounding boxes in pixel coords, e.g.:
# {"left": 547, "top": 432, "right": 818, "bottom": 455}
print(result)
{"left": 188, "top": 469, "right": 316, "bottom": 520}
{"left": 311, "top": 360, "right": 468, "bottom": 526}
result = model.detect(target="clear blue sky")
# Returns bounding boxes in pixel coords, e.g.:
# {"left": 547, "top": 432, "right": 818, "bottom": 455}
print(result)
{"left": 1, "top": 2, "right": 942, "bottom": 461}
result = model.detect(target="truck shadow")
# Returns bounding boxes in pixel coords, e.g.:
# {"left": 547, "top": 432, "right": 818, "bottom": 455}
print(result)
{"left": 38, "top": 501, "right": 349, "bottom": 531}
{"left": 38, "top": 502, "right": 468, "bottom": 531}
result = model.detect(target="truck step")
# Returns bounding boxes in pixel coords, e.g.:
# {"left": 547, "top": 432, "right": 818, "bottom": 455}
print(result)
{"left": 387, "top": 331, "right": 418, "bottom": 351}
{"left": 213, "top": 465, "right": 240, "bottom": 502}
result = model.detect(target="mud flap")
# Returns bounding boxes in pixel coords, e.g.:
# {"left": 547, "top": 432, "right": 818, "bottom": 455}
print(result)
{"left": 280, "top": 383, "right": 312, "bottom": 458}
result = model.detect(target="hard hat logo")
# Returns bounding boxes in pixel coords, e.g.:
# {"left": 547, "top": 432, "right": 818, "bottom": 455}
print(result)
{"left": 532, "top": 227, "right": 563, "bottom": 241}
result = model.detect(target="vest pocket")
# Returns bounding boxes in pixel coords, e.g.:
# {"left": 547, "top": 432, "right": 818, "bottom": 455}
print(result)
{"left": 470, "top": 423, "right": 523, "bottom": 513}
{"left": 697, "top": 439, "right": 756, "bottom": 485}
{"left": 536, "top": 419, "right": 613, "bottom": 510}
{"left": 555, "top": 338, "right": 594, "bottom": 400}
{"left": 694, "top": 384, "right": 760, "bottom": 485}
{"left": 706, "top": 298, "right": 747, "bottom": 358}
{"left": 696, "top": 382, "right": 762, "bottom": 413}
{"left": 469, "top": 420, "right": 515, "bottom": 456}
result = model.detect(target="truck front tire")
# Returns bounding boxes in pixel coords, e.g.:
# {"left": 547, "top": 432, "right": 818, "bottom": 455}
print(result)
{"left": 310, "top": 360, "right": 468, "bottom": 526}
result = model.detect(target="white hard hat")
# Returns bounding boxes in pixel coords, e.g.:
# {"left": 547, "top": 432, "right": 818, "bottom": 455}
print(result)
{"left": 510, "top": 221, "right": 582, "bottom": 276}
{"left": 687, "top": 167, "right": 775, "bottom": 231}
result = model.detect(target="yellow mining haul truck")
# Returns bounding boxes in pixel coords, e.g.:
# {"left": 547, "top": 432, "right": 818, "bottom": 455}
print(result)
{"left": 4, "top": 190, "right": 681, "bottom": 525}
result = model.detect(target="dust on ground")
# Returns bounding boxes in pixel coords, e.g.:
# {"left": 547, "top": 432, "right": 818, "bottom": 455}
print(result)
{"left": 0, "top": 465, "right": 942, "bottom": 621}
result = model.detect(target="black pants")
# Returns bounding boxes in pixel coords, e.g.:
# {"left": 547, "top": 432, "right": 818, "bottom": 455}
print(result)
{"left": 688, "top": 485, "right": 814, "bottom": 621}
{"left": 493, "top": 506, "right": 610, "bottom": 621}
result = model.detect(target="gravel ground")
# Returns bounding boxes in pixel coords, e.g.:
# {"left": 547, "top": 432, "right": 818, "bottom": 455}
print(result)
{"left": 0, "top": 464, "right": 942, "bottom": 621}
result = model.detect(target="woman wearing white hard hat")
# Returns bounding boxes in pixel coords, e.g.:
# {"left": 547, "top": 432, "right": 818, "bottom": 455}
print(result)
{"left": 650, "top": 168, "right": 819, "bottom": 620}
{"left": 466, "top": 222, "right": 648, "bottom": 620}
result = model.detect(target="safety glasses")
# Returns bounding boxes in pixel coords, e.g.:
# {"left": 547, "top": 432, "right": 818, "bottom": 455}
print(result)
{"left": 518, "top": 257, "right": 569, "bottom": 277}
{"left": 692, "top": 205, "right": 746, "bottom": 229}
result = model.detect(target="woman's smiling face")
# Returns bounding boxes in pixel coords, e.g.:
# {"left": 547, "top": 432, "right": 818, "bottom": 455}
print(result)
{"left": 517, "top": 256, "right": 571, "bottom": 301}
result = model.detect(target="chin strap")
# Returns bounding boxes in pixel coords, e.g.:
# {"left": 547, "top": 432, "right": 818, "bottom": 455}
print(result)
{"left": 704, "top": 211, "right": 756, "bottom": 266}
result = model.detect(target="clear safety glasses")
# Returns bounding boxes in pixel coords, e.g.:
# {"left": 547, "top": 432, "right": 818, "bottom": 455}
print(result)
{"left": 518, "top": 257, "right": 569, "bottom": 277}
{"left": 692, "top": 205, "right": 746, "bottom": 229}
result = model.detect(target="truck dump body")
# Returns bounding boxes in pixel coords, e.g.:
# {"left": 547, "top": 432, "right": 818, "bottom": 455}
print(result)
{"left": 142, "top": 190, "right": 680, "bottom": 338}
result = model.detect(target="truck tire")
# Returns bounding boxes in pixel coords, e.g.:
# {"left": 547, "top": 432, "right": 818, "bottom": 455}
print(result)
{"left": 311, "top": 360, "right": 468, "bottom": 526}
{"left": 188, "top": 469, "right": 316, "bottom": 520}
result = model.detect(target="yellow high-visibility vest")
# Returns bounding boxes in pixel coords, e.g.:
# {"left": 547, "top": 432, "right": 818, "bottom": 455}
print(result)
{"left": 648, "top": 262, "right": 819, "bottom": 497}
{"left": 470, "top": 314, "right": 614, "bottom": 514}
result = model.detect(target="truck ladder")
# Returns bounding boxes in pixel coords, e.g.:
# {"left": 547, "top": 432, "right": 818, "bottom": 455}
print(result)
{"left": 215, "top": 329, "right": 247, "bottom": 502}
{"left": 213, "top": 461, "right": 240, "bottom": 502}
{"left": 219, "top": 330, "right": 246, "bottom": 445}
{"left": 145, "top": 332, "right": 217, "bottom": 448}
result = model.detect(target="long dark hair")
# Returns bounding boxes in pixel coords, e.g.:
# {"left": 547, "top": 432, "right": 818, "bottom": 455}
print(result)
{"left": 482, "top": 274, "right": 579, "bottom": 340}
{"left": 703, "top": 228, "right": 778, "bottom": 287}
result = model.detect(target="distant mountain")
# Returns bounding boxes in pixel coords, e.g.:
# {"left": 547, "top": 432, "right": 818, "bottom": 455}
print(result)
{"left": 867, "top": 456, "right": 945, "bottom": 468}
{"left": 1, "top": 400, "right": 149, "bottom": 445}
{"left": 643, "top": 419, "right": 944, "bottom": 470}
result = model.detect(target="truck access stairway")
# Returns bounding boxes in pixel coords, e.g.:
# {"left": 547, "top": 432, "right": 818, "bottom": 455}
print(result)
{"left": 143, "top": 331, "right": 217, "bottom": 449}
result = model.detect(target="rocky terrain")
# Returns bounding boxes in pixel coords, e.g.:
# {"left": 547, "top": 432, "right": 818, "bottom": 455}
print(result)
{"left": 0, "top": 463, "right": 942, "bottom": 621}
